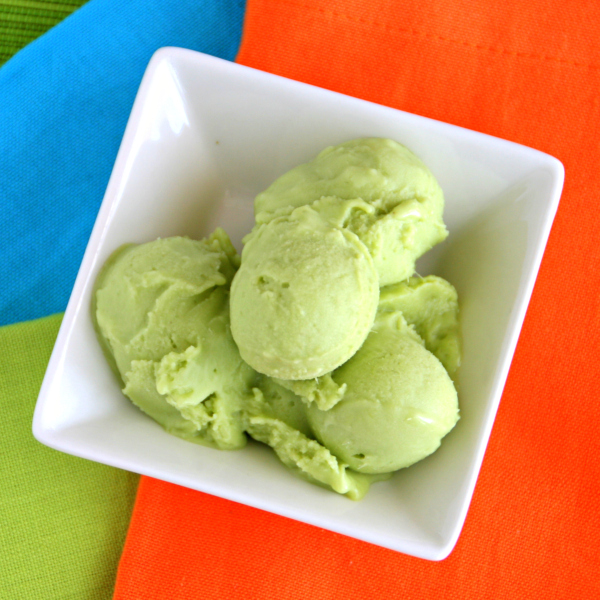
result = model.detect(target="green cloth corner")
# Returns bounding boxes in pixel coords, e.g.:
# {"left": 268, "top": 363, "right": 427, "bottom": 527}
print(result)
{"left": 0, "top": 0, "right": 89, "bottom": 65}
{"left": 0, "top": 314, "right": 139, "bottom": 599}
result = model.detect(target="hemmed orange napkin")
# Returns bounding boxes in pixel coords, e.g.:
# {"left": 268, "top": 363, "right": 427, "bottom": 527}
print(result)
{"left": 113, "top": 1, "right": 600, "bottom": 598}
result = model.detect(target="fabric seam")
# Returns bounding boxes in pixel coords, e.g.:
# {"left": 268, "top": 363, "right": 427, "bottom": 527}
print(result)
{"left": 267, "top": 0, "right": 599, "bottom": 71}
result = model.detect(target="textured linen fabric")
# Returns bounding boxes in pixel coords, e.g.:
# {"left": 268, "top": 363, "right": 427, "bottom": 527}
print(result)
{"left": 0, "top": 314, "right": 139, "bottom": 599}
{"left": 0, "top": 0, "right": 246, "bottom": 327}
{"left": 113, "top": 0, "right": 600, "bottom": 598}
{"left": 0, "top": 0, "right": 88, "bottom": 65}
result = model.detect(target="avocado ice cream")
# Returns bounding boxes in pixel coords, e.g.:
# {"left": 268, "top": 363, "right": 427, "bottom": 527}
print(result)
{"left": 306, "top": 310, "right": 459, "bottom": 474}
{"left": 244, "top": 281, "right": 460, "bottom": 493}
{"left": 94, "top": 231, "right": 254, "bottom": 450}
{"left": 379, "top": 275, "right": 461, "bottom": 375}
{"left": 254, "top": 137, "right": 448, "bottom": 286}
{"left": 230, "top": 204, "right": 379, "bottom": 380}
{"left": 94, "top": 230, "right": 386, "bottom": 498}
{"left": 244, "top": 377, "right": 389, "bottom": 500}
{"left": 93, "top": 137, "right": 461, "bottom": 500}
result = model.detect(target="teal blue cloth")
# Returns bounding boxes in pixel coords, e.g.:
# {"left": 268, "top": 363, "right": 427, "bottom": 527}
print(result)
{"left": 0, "top": 0, "right": 246, "bottom": 326}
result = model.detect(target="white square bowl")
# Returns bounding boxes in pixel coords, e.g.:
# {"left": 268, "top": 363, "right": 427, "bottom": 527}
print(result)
{"left": 33, "top": 47, "right": 564, "bottom": 561}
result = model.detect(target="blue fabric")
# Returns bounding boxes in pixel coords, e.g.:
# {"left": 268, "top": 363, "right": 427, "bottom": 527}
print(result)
{"left": 0, "top": 0, "right": 246, "bottom": 326}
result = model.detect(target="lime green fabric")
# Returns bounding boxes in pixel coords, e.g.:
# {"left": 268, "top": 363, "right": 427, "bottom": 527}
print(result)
{"left": 0, "top": 0, "right": 88, "bottom": 65}
{"left": 0, "top": 314, "right": 139, "bottom": 599}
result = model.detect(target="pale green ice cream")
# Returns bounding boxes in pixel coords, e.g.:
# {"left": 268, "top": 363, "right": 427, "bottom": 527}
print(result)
{"left": 94, "top": 231, "right": 255, "bottom": 450}
{"left": 93, "top": 138, "right": 461, "bottom": 500}
{"left": 379, "top": 275, "right": 461, "bottom": 375}
{"left": 244, "top": 377, "right": 389, "bottom": 500}
{"left": 230, "top": 204, "right": 379, "bottom": 380}
{"left": 306, "top": 311, "right": 459, "bottom": 474}
{"left": 248, "top": 376, "right": 312, "bottom": 437}
{"left": 273, "top": 373, "right": 347, "bottom": 411}
{"left": 93, "top": 229, "right": 386, "bottom": 498}
{"left": 254, "top": 138, "right": 448, "bottom": 286}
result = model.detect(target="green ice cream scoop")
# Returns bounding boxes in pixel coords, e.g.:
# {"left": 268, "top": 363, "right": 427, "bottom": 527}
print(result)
{"left": 244, "top": 378, "right": 389, "bottom": 500}
{"left": 379, "top": 275, "right": 461, "bottom": 375}
{"left": 230, "top": 205, "right": 379, "bottom": 380}
{"left": 306, "top": 311, "right": 459, "bottom": 474}
{"left": 254, "top": 138, "right": 448, "bottom": 286}
{"left": 94, "top": 231, "right": 255, "bottom": 450}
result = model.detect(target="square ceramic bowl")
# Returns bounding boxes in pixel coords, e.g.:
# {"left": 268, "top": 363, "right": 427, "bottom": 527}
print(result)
{"left": 33, "top": 47, "right": 564, "bottom": 561}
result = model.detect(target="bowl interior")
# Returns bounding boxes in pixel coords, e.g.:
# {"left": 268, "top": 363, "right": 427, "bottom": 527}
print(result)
{"left": 34, "top": 48, "right": 562, "bottom": 560}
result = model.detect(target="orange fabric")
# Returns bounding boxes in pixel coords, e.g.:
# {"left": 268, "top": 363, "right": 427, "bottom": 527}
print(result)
{"left": 113, "top": 1, "right": 600, "bottom": 598}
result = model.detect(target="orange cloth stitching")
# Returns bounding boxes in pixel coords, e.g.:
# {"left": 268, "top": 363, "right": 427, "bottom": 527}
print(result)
{"left": 275, "top": 0, "right": 600, "bottom": 70}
